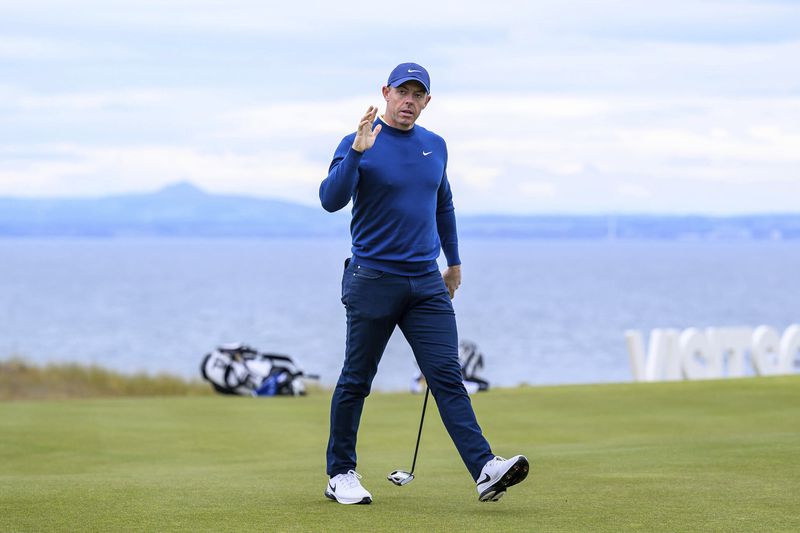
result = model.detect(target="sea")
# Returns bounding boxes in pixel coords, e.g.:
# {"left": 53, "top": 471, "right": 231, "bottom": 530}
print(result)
{"left": 1, "top": 238, "right": 797, "bottom": 391}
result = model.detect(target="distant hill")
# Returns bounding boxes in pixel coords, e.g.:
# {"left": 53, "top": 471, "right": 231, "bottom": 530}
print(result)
{"left": 0, "top": 182, "right": 349, "bottom": 237}
{"left": 0, "top": 182, "right": 798, "bottom": 239}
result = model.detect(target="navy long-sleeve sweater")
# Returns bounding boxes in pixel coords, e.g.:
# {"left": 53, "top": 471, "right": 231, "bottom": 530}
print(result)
{"left": 319, "top": 116, "right": 460, "bottom": 276}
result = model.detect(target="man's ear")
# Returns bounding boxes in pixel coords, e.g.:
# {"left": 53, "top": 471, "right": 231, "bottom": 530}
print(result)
{"left": 382, "top": 85, "right": 390, "bottom": 101}
{"left": 422, "top": 94, "right": 431, "bottom": 109}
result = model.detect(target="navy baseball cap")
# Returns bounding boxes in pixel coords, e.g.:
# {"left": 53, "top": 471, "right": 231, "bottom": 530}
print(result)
{"left": 387, "top": 62, "right": 431, "bottom": 93}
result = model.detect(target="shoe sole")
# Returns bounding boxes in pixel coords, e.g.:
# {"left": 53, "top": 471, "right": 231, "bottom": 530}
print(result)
{"left": 324, "top": 488, "right": 372, "bottom": 505}
{"left": 482, "top": 489, "right": 506, "bottom": 502}
{"left": 479, "top": 456, "right": 530, "bottom": 502}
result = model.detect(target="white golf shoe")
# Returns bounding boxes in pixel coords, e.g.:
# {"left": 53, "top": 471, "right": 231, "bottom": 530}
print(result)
{"left": 476, "top": 455, "right": 530, "bottom": 502}
{"left": 324, "top": 470, "right": 373, "bottom": 505}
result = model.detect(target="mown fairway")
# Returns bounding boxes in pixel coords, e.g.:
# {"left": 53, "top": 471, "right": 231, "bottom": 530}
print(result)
{"left": 1, "top": 377, "right": 798, "bottom": 532}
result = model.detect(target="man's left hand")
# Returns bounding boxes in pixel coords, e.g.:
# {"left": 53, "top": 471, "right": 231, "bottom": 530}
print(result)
{"left": 443, "top": 265, "right": 462, "bottom": 299}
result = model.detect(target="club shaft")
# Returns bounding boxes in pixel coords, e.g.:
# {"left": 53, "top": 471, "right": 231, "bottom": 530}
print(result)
{"left": 409, "top": 386, "right": 429, "bottom": 474}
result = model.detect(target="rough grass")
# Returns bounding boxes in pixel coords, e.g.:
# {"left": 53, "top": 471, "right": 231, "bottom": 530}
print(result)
{"left": 0, "top": 358, "right": 213, "bottom": 400}
{"left": 0, "top": 377, "right": 798, "bottom": 532}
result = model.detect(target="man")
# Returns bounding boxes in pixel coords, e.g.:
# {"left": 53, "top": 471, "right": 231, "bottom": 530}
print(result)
{"left": 319, "top": 62, "right": 529, "bottom": 505}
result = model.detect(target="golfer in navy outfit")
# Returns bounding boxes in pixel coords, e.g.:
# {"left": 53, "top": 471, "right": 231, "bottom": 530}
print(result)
{"left": 320, "top": 62, "right": 528, "bottom": 505}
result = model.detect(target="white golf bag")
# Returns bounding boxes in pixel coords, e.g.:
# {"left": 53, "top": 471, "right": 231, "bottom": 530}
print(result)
{"left": 411, "top": 339, "right": 490, "bottom": 394}
{"left": 200, "top": 343, "right": 317, "bottom": 396}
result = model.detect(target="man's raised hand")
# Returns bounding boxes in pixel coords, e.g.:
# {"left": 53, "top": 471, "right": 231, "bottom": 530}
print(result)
{"left": 352, "top": 106, "right": 382, "bottom": 153}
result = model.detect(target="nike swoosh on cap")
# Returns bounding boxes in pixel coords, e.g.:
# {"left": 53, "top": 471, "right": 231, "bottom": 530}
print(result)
{"left": 408, "top": 69, "right": 422, "bottom": 73}
{"left": 423, "top": 151, "right": 432, "bottom": 156}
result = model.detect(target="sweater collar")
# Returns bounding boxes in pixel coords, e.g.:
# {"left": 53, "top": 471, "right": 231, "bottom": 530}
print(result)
{"left": 376, "top": 115, "right": 416, "bottom": 136}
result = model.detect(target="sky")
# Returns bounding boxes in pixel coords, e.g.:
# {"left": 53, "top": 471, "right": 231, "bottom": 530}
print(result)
{"left": 0, "top": 0, "right": 798, "bottom": 215}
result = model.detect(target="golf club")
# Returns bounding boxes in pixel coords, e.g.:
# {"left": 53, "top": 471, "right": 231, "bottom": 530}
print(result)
{"left": 387, "top": 386, "right": 430, "bottom": 486}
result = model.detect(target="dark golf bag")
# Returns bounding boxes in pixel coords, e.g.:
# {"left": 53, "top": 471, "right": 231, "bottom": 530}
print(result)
{"left": 411, "top": 339, "right": 490, "bottom": 394}
{"left": 200, "top": 343, "right": 317, "bottom": 396}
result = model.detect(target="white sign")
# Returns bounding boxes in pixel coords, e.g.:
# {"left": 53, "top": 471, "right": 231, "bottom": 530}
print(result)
{"left": 625, "top": 325, "right": 800, "bottom": 381}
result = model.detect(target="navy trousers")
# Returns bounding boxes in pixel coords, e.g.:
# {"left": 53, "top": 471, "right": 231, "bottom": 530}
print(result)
{"left": 326, "top": 259, "right": 494, "bottom": 481}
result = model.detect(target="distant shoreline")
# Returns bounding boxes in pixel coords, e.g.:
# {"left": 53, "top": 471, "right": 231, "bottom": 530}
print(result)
{"left": 1, "top": 183, "right": 797, "bottom": 240}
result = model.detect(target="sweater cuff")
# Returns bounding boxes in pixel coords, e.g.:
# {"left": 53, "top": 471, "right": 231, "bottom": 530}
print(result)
{"left": 347, "top": 146, "right": 366, "bottom": 160}
{"left": 442, "top": 243, "right": 461, "bottom": 267}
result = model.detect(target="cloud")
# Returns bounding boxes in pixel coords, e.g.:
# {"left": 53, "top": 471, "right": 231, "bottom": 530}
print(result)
{"left": 0, "top": 37, "right": 90, "bottom": 60}
{"left": 14, "top": 90, "right": 172, "bottom": 111}
{"left": 518, "top": 180, "right": 557, "bottom": 198}
{"left": 448, "top": 165, "right": 503, "bottom": 192}
{"left": 6, "top": 0, "right": 798, "bottom": 43}
{"left": 0, "top": 144, "right": 324, "bottom": 203}
{"left": 0, "top": 0, "right": 515, "bottom": 37}
{"left": 1, "top": 1, "right": 799, "bottom": 213}
{"left": 616, "top": 183, "right": 652, "bottom": 199}
{"left": 2, "top": 89, "right": 798, "bottom": 213}
{"left": 216, "top": 98, "right": 373, "bottom": 141}
{"left": 434, "top": 95, "right": 611, "bottom": 119}
{"left": 614, "top": 126, "right": 800, "bottom": 169}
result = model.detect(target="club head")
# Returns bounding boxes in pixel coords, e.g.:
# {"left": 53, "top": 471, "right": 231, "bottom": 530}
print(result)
{"left": 387, "top": 470, "right": 414, "bottom": 486}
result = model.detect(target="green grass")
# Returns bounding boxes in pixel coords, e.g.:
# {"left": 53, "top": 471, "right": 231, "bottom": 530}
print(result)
{"left": 1, "top": 377, "right": 798, "bottom": 532}
{"left": 0, "top": 358, "right": 213, "bottom": 401}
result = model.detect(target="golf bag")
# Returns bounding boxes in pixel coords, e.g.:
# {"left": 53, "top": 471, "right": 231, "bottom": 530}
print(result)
{"left": 200, "top": 343, "right": 317, "bottom": 396}
{"left": 411, "top": 339, "right": 490, "bottom": 394}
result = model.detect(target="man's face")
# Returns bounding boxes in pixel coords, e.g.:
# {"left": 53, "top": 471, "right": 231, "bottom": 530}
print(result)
{"left": 382, "top": 81, "right": 431, "bottom": 130}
